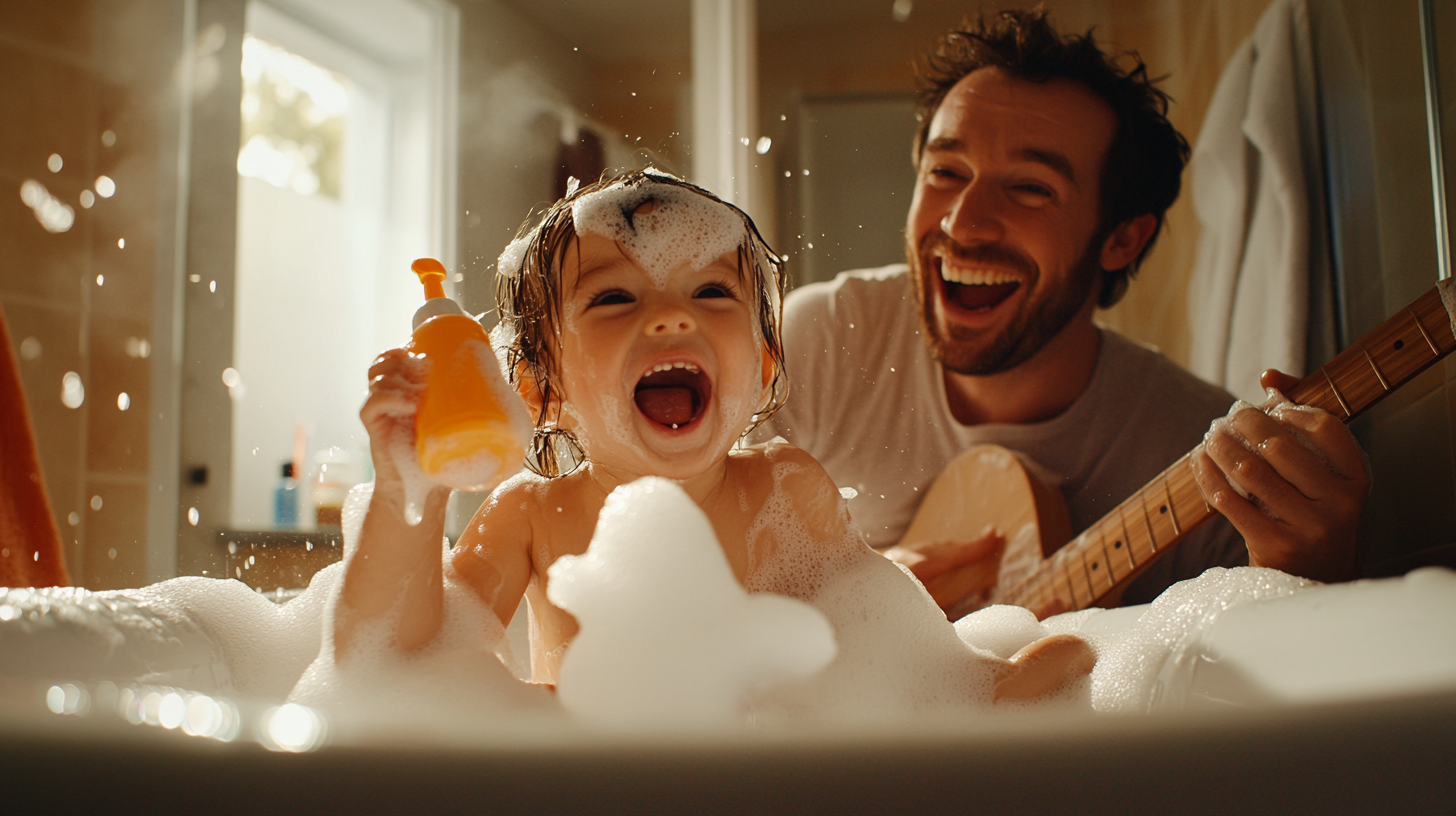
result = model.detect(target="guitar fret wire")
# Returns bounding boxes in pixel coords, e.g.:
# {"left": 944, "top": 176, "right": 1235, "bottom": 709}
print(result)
{"left": 1117, "top": 513, "right": 1138, "bottom": 567}
{"left": 1321, "top": 367, "right": 1352, "bottom": 418}
{"left": 1407, "top": 306, "right": 1440, "bottom": 355}
{"left": 1139, "top": 498, "right": 1159, "bottom": 552}
{"left": 1361, "top": 346, "right": 1390, "bottom": 391}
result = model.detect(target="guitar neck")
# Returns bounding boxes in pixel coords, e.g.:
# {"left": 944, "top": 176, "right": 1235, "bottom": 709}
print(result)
{"left": 996, "top": 281, "right": 1456, "bottom": 613}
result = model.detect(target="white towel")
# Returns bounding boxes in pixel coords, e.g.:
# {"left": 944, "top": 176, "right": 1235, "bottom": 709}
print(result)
{"left": 1188, "top": 0, "right": 1324, "bottom": 402}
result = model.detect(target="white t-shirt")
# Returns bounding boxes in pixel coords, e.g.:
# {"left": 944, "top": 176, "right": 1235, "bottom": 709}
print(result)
{"left": 755, "top": 265, "right": 1247, "bottom": 604}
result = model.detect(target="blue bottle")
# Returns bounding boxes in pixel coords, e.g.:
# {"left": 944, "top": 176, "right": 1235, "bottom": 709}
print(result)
{"left": 273, "top": 462, "right": 298, "bottom": 528}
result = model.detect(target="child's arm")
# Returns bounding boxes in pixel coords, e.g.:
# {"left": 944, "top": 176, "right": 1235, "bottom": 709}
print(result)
{"left": 333, "top": 348, "right": 452, "bottom": 657}
{"left": 333, "top": 349, "right": 533, "bottom": 660}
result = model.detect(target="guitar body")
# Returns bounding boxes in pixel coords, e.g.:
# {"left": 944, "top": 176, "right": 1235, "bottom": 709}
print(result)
{"left": 895, "top": 444, "right": 1071, "bottom": 618}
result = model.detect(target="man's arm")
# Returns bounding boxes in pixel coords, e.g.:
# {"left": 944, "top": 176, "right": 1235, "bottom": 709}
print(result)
{"left": 1192, "top": 369, "right": 1368, "bottom": 583}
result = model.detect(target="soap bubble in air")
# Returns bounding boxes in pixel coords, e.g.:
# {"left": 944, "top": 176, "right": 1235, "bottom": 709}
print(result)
{"left": 61, "top": 371, "right": 84, "bottom": 408}
{"left": 222, "top": 367, "right": 246, "bottom": 400}
{"left": 20, "top": 180, "right": 75, "bottom": 233}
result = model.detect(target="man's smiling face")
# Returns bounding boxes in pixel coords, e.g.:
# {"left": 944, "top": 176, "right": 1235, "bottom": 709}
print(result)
{"left": 906, "top": 67, "right": 1118, "bottom": 376}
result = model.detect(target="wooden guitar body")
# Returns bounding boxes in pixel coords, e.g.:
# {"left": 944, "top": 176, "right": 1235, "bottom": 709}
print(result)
{"left": 893, "top": 445, "right": 1070, "bottom": 618}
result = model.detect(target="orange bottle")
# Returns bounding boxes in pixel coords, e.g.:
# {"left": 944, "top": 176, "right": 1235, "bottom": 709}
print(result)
{"left": 405, "top": 258, "right": 524, "bottom": 491}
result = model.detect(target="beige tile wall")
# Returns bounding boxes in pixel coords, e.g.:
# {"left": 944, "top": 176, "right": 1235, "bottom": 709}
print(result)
{"left": 0, "top": 1, "right": 180, "bottom": 589}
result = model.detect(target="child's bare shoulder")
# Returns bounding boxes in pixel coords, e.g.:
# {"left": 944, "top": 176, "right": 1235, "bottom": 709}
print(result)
{"left": 732, "top": 438, "right": 843, "bottom": 508}
{"left": 735, "top": 437, "right": 833, "bottom": 479}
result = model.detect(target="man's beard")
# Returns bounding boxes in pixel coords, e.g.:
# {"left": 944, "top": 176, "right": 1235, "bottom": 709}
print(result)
{"left": 909, "top": 231, "right": 1102, "bottom": 376}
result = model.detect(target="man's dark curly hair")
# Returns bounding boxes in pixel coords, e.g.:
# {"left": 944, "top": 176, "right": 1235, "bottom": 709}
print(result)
{"left": 912, "top": 8, "right": 1190, "bottom": 308}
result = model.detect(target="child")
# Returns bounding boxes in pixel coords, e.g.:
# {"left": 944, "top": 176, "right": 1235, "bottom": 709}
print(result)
{"left": 334, "top": 169, "right": 1093, "bottom": 707}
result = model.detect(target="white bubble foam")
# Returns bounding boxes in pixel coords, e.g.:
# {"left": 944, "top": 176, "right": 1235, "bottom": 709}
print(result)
{"left": 496, "top": 235, "right": 530, "bottom": 280}
{"left": 571, "top": 174, "right": 744, "bottom": 289}
{"left": 549, "top": 478, "right": 835, "bottom": 727}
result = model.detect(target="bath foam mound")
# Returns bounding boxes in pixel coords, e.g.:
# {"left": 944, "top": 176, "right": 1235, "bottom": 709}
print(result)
{"left": 548, "top": 477, "right": 837, "bottom": 727}
{"left": 739, "top": 453, "right": 1032, "bottom": 720}
{"left": 0, "top": 564, "right": 338, "bottom": 700}
{"left": 570, "top": 171, "right": 745, "bottom": 289}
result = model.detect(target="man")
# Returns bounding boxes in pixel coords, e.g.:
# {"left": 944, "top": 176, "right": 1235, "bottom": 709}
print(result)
{"left": 755, "top": 9, "right": 1367, "bottom": 608}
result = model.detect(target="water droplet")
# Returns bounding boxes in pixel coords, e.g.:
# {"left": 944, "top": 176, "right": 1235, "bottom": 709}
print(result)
{"left": 117, "top": 237, "right": 125, "bottom": 249}
{"left": 61, "top": 372, "right": 84, "bottom": 408}
{"left": 209, "top": 280, "right": 216, "bottom": 293}
{"left": 101, "top": 130, "right": 116, "bottom": 147}
{"left": 188, "top": 507, "right": 200, "bottom": 526}
{"left": 117, "top": 392, "right": 130, "bottom": 410}
{"left": 67, "top": 512, "right": 79, "bottom": 526}
{"left": 755, "top": 136, "right": 772, "bottom": 154}
{"left": 783, "top": 170, "right": 791, "bottom": 178}
{"left": 90, "top": 495, "right": 103, "bottom": 511}
{"left": 96, "top": 274, "right": 104, "bottom": 286}
{"left": 19, "top": 337, "right": 41, "bottom": 360}
{"left": 221, "top": 367, "right": 242, "bottom": 388}
{"left": 108, "top": 548, "right": 117, "bottom": 560}
{"left": 95, "top": 175, "right": 116, "bottom": 197}
{"left": 739, "top": 137, "right": 750, "bottom": 147}
{"left": 47, "top": 154, "right": 63, "bottom": 172}
{"left": 892, "top": 0, "right": 913, "bottom": 23}
{"left": 79, "top": 189, "right": 95, "bottom": 208}
{"left": 802, "top": 169, "right": 810, "bottom": 176}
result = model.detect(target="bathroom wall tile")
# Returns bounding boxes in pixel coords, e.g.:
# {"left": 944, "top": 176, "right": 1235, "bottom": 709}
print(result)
{"left": 0, "top": 0, "right": 96, "bottom": 64}
{"left": 86, "top": 313, "right": 150, "bottom": 475}
{"left": 0, "top": 41, "right": 98, "bottom": 186}
{"left": 0, "top": 44, "right": 96, "bottom": 306}
{"left": 82, "top": 478, "right": 147, "bottom": 589}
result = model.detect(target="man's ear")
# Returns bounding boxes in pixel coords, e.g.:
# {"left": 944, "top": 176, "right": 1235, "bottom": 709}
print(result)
{"left": 1099, "top": 213, "right": 1157, "bottom": 272}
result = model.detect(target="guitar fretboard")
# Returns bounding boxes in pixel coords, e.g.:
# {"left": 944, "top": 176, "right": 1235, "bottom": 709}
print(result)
{"left": 997, "top": 281, "right": 1456, "bottom": 613}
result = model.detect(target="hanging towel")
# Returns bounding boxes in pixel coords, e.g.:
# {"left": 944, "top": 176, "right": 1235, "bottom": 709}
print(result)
{"left": 1187, "top": 0, "right": 1328, "bottom": 402}
{"left": 0, "top": 306, "right": 70, "bottom": 588}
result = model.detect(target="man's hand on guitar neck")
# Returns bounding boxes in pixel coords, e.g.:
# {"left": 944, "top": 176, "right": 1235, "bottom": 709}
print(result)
{"left": 1192, "top": 369, "right": 1368, "bottom": 584}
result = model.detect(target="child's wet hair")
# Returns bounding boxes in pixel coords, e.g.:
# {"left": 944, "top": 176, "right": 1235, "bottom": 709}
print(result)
{"left": 494, "top": 169, "right": 788, "bottom": 478}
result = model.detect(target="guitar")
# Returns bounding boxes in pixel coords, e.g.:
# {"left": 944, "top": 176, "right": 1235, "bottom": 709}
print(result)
{"left": 895, "top": 279, "right": 1456, "bottom": 617}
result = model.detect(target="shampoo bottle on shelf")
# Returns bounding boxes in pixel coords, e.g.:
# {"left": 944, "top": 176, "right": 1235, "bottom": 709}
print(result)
{"left": 273, "top": 462, "right": 298, "bottom": 528}
{"left": 404, "top": 258, "right": 527, "bottom": 492}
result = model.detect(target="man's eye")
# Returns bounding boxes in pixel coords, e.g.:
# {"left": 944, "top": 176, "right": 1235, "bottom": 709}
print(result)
{"left": 589, "top": 290, "right": 634, "bottom": 307}
{"left": 694, "top": 283, "right": 736, "bottom": 299}
{"left": 1008, "top": 183, "right": 1054, "bottom": 205}
{"left": 927, "top": 167, "right": 964, "bottom": 184}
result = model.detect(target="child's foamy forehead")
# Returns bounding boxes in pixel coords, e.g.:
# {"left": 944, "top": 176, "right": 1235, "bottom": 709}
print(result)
{"left": 568, "top": 178, "right": 746, "bottom": 288}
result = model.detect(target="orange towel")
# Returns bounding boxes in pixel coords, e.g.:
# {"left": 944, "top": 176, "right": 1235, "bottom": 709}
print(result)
{"left": 0, "top": 305, "right": 69, "bottom": 587}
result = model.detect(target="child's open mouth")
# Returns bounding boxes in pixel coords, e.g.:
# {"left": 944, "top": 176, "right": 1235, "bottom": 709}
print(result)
{"left": 633, "top": 363, "right": 711, "bottom": 429}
